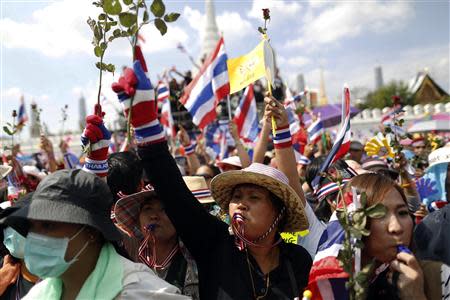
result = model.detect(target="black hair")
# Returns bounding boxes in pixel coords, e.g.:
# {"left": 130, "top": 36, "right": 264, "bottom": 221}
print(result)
{"left": 305, "top": 156, "right": 326, "bottom": 190}
{"left": 107, "top": 151, "right": 143, "bottom": 202}
{"left": 305, "top": 157, "right": 354, "bottom": 222}
{"left": 314, "top": 194, "right": 335, "bottom": 222}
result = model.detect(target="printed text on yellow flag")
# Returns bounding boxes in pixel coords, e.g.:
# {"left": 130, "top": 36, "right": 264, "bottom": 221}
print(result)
{"left": 227, "top": 40, "right": 266, "bottom": 94}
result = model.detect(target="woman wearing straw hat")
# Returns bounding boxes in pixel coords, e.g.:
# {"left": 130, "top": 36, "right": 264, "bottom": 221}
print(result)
{"left": 112, "top": 61, "right": 313, "bottom": 299}
{"left": 114, "top": 176, "right": 216, "bottom": 300}
{"left": 1, "top": 169, "right": 189, "bottom": 300}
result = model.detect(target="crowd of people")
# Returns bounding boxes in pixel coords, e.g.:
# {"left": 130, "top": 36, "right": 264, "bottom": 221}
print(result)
{"left": 1, "top": 50, "right": 449, "bottom": 300}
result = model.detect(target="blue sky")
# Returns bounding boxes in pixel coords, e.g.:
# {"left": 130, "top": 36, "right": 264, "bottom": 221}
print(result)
{"left": 1, "top": 0, "right": 449, "bottom": 139}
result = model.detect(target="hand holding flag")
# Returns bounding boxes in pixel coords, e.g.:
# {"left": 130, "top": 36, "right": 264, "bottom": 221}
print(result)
{"left": 81, "top": 115, "right": 111, "bottom": 177}
{"left": 112, "top": 46, "right": 165, "bottom": 146}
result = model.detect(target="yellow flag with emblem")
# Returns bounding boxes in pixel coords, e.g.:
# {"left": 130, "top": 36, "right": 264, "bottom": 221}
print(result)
{"left": 227, "top": 36, "right": 275, "bottom": 94}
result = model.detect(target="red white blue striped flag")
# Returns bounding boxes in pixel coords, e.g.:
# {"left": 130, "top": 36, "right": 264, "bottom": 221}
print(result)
{"left": 17, "top": 96, "right": 28, "bottom": 130}
{"left": 180, "top": 37, "right": 230, "bottom": 129}
{"left": 233, "top": 84, "right": 259, "bottom": 142}
{"left": 307, "top": 117, "right": 324, "bottom": 144}
{"left": 312, "top": 85, "right": 352, "bottom": 192}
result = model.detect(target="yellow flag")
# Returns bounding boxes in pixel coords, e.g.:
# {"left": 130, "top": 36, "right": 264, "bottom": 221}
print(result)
{"left": 227, "top": 37, "right": 275, "bottom": 94}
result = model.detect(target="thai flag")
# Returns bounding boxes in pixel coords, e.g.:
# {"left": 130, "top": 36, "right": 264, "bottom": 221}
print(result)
{"left": 307, "top": 118, "right": 324, "bottom": 144}
{"left": 307, "top": 202, "right": 354, "bottom": 300}
{"left": 17, "top": 96, "right": 28, "bottom": 129}
{"left": 218, "top": 119, "right": 232, "bottom": 160}
{"left": 160, "top": 99, "right": 176, "bottom": 137}
{"left": 156, "top": 82, "right": 170, "bottom": 103}
{"left": 285, "top": 105, "right": 301, "bottom": 135}
{"left": 180, "top": 37, "right": 230, "bottom": 129}
{"left": 233, "top": 84, "right": 259, "bottom": 142}
{"left": 63, "top": 152, "right": 81, "bottom": 169}
{"left": 311, "top": 85, "right": 352, "bottom": 192}
{"left": 205, "top": 120, "right": 234, "bottom": 159}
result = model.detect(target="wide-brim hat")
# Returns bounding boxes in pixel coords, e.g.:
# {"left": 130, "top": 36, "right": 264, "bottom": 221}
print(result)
{"left": 361, "top": 157, "right": 399, "bottom": 180}
{"left": 4, "top": 169, "right": 121, "bottom": 241}
{"left": 114, "top": 187, "right": 157, "bottom": 238}
{"left": 210, "top": 163, "right": 308, "bottom": 232}
{"left": 427, "top": 146, "right": 450, "bottom": 169}
{"left": 183, "top": 176, "right": 215, "bottom": 204}
{"left": 0, "top": 164, "right": 12, "bottom": 180}
{"left": 216, "top": 156, "right": 242, "bottom": 170}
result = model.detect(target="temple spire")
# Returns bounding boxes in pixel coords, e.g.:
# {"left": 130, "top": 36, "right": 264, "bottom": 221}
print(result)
{"left": 200, "top": 0, "right": 220, "bottom": 60}
{"left": 319, "top": 67, "right": 328, "bottom": 106}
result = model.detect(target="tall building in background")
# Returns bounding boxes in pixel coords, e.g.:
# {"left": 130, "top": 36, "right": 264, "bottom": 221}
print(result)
{"left": 296, "top": 73, "right": 305, "bottom": 92}
{"left": 375, "top": 66, "right": 384, "bottom": 90}
{"left": 29, "top": 101, "right": 40, "bottom": 138}
{"left": 78, "top": 95, "right": 87, "bottom": 131}
{"left": 319, "top": 68, "right": 328, "bottom": 106}
{"left": 200, "top": 0, "right": 220, "bottom": 60}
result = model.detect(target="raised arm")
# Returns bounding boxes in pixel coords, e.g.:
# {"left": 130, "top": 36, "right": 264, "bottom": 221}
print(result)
{"left": 252, "top": 119, "right": 271, "bottom": 164}
{"left": 137, "top": 142, "right": 227, "bottom": 257}
{"left": 229, "top": 121, "right": 251, "bottom": 168}
{"left": 264, "top": 96, "right": 306, "bottom": 206}
{"left": 111, "top": 50, "right": 227, "bottom": 258}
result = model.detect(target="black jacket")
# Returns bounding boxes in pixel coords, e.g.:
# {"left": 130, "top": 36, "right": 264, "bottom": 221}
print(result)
{"left": 138, "top": 143, "right": 312, "bottom": 299}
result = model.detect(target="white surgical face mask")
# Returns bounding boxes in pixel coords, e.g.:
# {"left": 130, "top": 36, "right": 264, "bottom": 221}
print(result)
{"left": 3, "top": 226, "right": 26, "bottom": 259}
{"left": 24, "top": 226, "right": 89, "bottom": 278}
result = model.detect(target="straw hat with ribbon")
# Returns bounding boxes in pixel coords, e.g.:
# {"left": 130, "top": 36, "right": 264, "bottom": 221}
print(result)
{"left": 183, "top": 176, "right": 215, "bottom": 204}
{"left": 211, "top": 163, "right": 308, "bottom": 232}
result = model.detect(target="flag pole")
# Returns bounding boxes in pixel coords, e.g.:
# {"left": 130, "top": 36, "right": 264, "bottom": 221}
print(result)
{"left": 227, "top": 95, "right": 232, "bottom": 121}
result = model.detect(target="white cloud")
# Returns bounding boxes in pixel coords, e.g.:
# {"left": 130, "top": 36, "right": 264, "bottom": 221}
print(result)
{"left": 278, "top": 55, "right": 311, "bottom": 69}
{"left": 308, "top": 0, "right": 329, "bottom": 9}
{"left": 217, "top": 12, "right": 253, "bottom": 45}
{"left": 1, "top": 0, "right": 96, "bottom": 57}
{"left": 71, "top": 72, "right": 123, "bottom": 130}
{"left": 2, "top": 87, "right": 22, "bottom": 99}
{"left": 247, "top": 0, "right": 302, "bottom": 24}
{"left": 108, "top": 23, "right": 190, "bottom": 58}
{"left": 182, "top": 6, "right": 252, "bottom": 50}
{"left": 1, "top": 0, "right": 189, "bottom": 58}
{"left": 287, "top": 1, "right": 414, "bottom": 49}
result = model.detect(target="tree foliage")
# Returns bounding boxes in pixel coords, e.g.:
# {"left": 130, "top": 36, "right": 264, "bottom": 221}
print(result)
{"left": 361, "top": 81, "right": 413, "bottom": 109}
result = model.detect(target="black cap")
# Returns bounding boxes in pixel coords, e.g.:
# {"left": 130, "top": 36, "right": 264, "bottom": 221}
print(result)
{"left": 4, "top": 169, "right": 121, "bottom": 241}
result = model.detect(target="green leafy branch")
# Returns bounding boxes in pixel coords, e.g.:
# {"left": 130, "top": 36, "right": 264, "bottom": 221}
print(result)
{"left": 113, "top": 0, "right": 179, "bottom": 140}
{"left": 90, "top": 0, "right": 179, "bottom": 140}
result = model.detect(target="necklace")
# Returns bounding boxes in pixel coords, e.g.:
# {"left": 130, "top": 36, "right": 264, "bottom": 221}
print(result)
{"left": 245, "top": 250, "right": 271, "bottom": 300}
